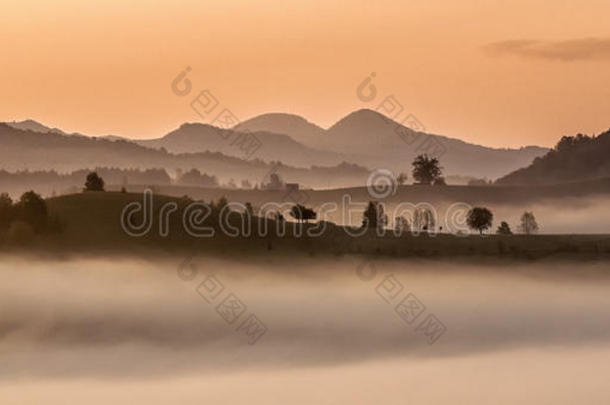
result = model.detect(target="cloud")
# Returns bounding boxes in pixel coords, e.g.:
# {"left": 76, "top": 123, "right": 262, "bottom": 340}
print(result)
{"left": 484, "top": 37, "right": 610, "bottom": 61}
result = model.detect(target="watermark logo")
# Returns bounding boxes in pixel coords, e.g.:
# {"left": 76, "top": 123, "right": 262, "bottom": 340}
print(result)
{"left": 359, "top": 266, "right": 447, "bottom": 345}
{"left": 355, "top": 73, "right": 447, "bottom": 159}
{"left": 366, "top": 169, "right": 398, "bottom": 199}
{"left": 180, "top": 258, "right": 268, "bottom": 345}
{"left": 356, "top": 72, "right": 378, "bottom": 102}
{"left": 170, "top": 66, "right": 262, "bottom": 160}
{"left": 119, "top": 189, "right": 475, "bottom": 239}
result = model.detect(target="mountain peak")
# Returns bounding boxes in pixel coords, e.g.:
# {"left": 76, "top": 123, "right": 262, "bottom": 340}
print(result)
{"left": 235, "top": 112, "right": 322, "bottom": 130}
{"left": 234, "top": 112, "right": 325, "bottom": 146}
{"left": 328, "top": 108, "right": 394, "bottom": 133}
{"left": 5, "top": 119, "right": 66, "bottom": 135}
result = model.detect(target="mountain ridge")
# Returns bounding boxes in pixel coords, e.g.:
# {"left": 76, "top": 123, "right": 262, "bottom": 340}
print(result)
{"left": 2, "top": 111, "right": 549, "bottom": 178}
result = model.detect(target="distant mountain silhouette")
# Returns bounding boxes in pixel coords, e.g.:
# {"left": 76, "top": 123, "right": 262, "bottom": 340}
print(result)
{"left": 136, "top": 122, "right": 347, "bottom": 168}
{"left": 234, "top": 113, "right": 326, "bottom": 146}
{"left": 496, "top": 130, "right": 610, "bottom": 185}
{"left": 6, "top": 119, "right": 67, "bottom": 135}
{"left": 234, "top": 109, "right": 549, "bottom": 178}
{"left": 0, "top": 123, "right": 368, "bottom": 189}
{"left": 2, "top": 111, "right": 549, "bottom": 179}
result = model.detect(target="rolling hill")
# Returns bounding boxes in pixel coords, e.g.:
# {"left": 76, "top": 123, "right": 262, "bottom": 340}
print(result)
{"left": 11, "top": 191, "right": 610, "bottom": 257}
{"left": 2, "top": 111, "right": 549, "bottom": 179}
{"left": 135, "top": 122, "right": 348, "bottom": 168}
{"left": 234, "top": 109, "right": 549, "bottom": 178}
{"left": 234, "top": 112, "right": 326, "bottom": 146}
{"left": 496, "top": 130, "right": 610, "bottom": 185}
{"left": 0, "top": 123, "right": 368, "bottom": 189}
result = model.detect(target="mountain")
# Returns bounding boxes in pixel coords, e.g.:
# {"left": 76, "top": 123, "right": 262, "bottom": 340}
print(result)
{"left": 0, "top": 123, "right": 368, "bottom": 189}
{"left": 234, "top": 113, "right": 326, "bottom": 146}
{"left": 496, "top": 130, "right": 610, "bottom": 185}
{"left": 5, "top": 119, "right": 67, "bottom": 135}
{"left": 233, "top": 109, "right": 549, "bottom": 179}
{"left": 135, "top": 123, "right": 348, "bottom": 168}
{"left": 3, "top": 111, "right": 550, "bottom": 179}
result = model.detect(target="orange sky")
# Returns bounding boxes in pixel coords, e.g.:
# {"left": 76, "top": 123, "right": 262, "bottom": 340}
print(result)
{"left": 1, "top": 0, "right": 610, "bottom": 148}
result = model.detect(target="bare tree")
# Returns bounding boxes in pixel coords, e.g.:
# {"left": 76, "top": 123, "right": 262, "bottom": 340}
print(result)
{"left": 519, "top": 212, "right": 539, "bottom": 234}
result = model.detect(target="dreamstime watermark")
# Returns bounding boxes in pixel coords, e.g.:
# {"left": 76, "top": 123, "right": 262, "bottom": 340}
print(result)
{"left": 171, "top": 66, "right": 262, "bottom": 159}
{"left": 355, "top": 260, "right": 447, "bottom": 345}
{"left": 356, "top": 72, "right": 447, "bottom": 159}
{"left": 366, "top": 168, "right": 398, "bottom": 199}
{"left": 177, "top": 256, "right": 268, "bottom": 345}
{"left": 119, "top": 189, "right": 473, "bottom": 239}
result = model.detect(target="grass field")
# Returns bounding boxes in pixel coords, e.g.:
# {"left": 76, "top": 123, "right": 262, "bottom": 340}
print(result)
{"left": 0, "top": 191, "right": 607, "bottom": 261}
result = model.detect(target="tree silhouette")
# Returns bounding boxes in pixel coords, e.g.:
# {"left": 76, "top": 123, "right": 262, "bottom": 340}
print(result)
{"left": 263, "top": 172, "right": 284, "bottom": 191}
{"left": 85, "top": 171, "right": 105, "bottom": 191}
{"left": 467, "top": 207, "right": 493, "bottom": 235}
{"left": 16, "top": 190, "right": 48, "bottom": 232}
{"left": 396, "top": 173, "right": 408, "bottom": 185}
{"left": 394, "top": 216, "right": 410, "bottom": 235}
{"left": 412, "top": 154, "right": 443, "bottom": 185}
{"left": 413, "top": 208, "right": 435, "bottom": 232}
{"left": 496, "top": 221, "right": 512, "bottom": 235}
{"left": 0, "top": 192, "right": 13, "bottom": 229}
{"left": 362, "top": 201, "right": 388, "bottom": 231}
{"left": 177, "top": 169, "right": 218, "bottom": 187}
{"left": 245, "top": 202, "right": 254, "bottom": 217}
{"left": 519, "top": 212, "right": 539, "bottom": 234}
{"left": 290, "top": 204, "right": 316, "bottom": 223}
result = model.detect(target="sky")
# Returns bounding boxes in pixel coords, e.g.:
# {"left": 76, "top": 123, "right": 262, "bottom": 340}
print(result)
{"left": 1, "top": 0, "right": 610, "bottom": 148}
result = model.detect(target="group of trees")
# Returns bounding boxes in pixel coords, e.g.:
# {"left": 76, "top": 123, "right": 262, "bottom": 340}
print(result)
{"left": 0, "top": 167, "right": 171, "bottom": 197}
{"left": 411, "top": 154, "right": 445, "bottom": 185}
{"left": 496, "top": 130, "right": 610, "bottom": 185}
{"left": 0, "top": 191, "right": 51, "bottom": 241}
{"left": 466, "top": 207, "right": 539, "bottom": 235}
{"left": 356, "top": 202, "right": 539, "bottom": 236}
{"left": 176, "top": 168, "right": 219, "bottom": 187}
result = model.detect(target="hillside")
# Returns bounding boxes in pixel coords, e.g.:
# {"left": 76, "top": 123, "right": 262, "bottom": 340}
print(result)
{"left": 136, "top": 122, "right": 346, "bottom": 167}
{"left": 0, "top": 124, "right": 369, "bottom": 189}
{"left": 3, "top": 114, "right": 548, "bottom": 179}
{"left": 5, "top": 119, "right": 67, "bottom": 135}
{"left": 234, "top": 113, "right": 326, "bottom": 146}
{"left": 235, "top": 109, "right": 548, "bottom": 178}
{"left": 7, "top": 192, "right": 609, "bottom": 258}
{"left": 496, "top": 131, "right": 610, "bottom": 185}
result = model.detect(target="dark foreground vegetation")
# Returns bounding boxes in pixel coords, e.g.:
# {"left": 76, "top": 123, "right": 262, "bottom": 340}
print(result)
{"left": 1, "top": 191, "right": 609, "bottom": 261}
{"left": 497, "top": 130, "right": 610, "bottom": 185}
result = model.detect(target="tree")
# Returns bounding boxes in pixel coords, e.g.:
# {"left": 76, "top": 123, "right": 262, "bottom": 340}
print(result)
{"left": 519, "top": 212, "right": 539, "bottom": 234}
{"left": 177, "top": 169, "right": 218, "bottom": 187}
{"left": 15, "top": 191, "right": 48, "bottom": 232}
{"left": 362, "top": 201, "right": 388, "bottom": 231}
{"left": 85, "top": 171, "right": 105, "bottom": 191}
{"left": 467, "top": 207, "right": 493, "bottom": 235}
{"left": 273, "top": 210, "right": 285, "bottom": 223}
{"left": 396, "top": 173, "right": 408, "bottom": 186}
{"left": 496, "top": 221, "right": 512, "bottom": 235}
{"left": 290, "top": 204, "right": 316, "bottom": 223}
{"left": 263, "top": 173, "right": 284, "bottom": 191}
{"left": 226, "top": 178, "right": 237, "bottom": 189}
{"left": 245, "top": 202, "right": 254, "bottom": 217}
{"left": 0, "top": 193, "right": 13, "bottom": 229}
{"left": 394, "top": 216, "right": 410, "bottom": 235}
{"left": 413, "top": 208, "right": 435, "bottom": 232}
{"left": 412, "top": 154, "right": 443, "bottom": 185}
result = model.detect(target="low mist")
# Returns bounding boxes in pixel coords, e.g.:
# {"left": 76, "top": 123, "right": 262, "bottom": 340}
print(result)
{"left": 1, "top": 255, "right": 610, "bottom": 403}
